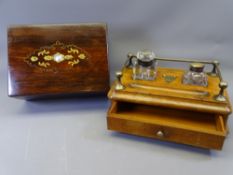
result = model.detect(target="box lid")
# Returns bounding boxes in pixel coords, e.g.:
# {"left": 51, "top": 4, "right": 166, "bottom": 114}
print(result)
{"left": 8, "top": 23, "right": 109, "bottom": 99}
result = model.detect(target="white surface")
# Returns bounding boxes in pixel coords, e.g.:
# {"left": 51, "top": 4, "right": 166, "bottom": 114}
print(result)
{"left": 1, "top": 0, "right": 233, "bottom": 175}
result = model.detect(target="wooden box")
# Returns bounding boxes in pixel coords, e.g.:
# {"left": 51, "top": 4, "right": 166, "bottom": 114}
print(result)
{"left": 107, "top": 55, "right": 232, "bottom": 150}
{"left": 8, "top": 23, "right": 109, "bottom": 99}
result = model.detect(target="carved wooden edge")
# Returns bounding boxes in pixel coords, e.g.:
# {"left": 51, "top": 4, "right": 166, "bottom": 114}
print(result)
{"left": 108, "top": 82, "right": 232, "bottom": 115}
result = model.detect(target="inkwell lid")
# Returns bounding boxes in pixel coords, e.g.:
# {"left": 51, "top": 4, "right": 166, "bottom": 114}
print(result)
{"left": 137, "top": 50, "right": 155, "bottom": 67}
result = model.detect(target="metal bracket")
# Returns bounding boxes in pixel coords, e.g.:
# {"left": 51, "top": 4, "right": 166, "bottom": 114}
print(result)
{"left": 214, "top": 82, "right": 228, "bottom": 102}
{"left": 115, "top": 71, "right": 125, "bottom": 90}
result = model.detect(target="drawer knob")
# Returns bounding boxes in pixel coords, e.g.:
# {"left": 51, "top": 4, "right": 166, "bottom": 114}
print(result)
{"left": 156, "top": 130, "right": 164, "bottom": 138}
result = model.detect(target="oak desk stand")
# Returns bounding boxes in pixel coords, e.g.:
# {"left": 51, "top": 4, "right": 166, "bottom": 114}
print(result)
{"left": 107, "top": 55, "right": 231, "bottom": 150}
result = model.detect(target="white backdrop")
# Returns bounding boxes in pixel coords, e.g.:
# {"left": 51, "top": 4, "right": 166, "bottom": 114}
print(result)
{"left": 0, "top": 0, "right": 233, "bottom": 175}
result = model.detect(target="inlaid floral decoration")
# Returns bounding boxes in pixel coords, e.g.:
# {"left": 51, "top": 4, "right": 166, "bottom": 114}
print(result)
{"left": 25, "top": 41, "right": 89, "bottom": 68}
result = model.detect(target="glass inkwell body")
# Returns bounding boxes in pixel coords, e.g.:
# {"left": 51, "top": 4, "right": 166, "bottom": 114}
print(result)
{"left": 183, "top": 63, "right": 208, "bottom": 87}
{"left": 131, "top": 50, "right": 157, "bottom": 80}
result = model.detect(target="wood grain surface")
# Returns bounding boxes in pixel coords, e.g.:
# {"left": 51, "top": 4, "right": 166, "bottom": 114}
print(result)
{"left": 8, "top": 23, "right": 109, "bottom": 99}
{"left": 108, "top": 67, "right": 232, "bottom": 115}
{"left": 107, "top": 67, "right": 232, "bottom": 150}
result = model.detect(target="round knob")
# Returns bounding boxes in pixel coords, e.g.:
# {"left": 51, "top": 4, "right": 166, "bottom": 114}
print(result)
{"left": 156, "top": 130, "right": 164, "bottom": 138}
{"left": 116, "top": 71, "right": 123, "bottom": 81}
{"left": 219, "top": 81, "right": 228, "bottom": 89}
{"left": 190, "top": 63, "right": 205, "bottom": 72}
{"left": 213, "top": 60, "right": 220, "bottom": 66}
{"left": 127, "top": 52, "right": 134, "bottom": 59}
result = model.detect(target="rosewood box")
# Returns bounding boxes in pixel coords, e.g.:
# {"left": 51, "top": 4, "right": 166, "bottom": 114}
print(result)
{"left": 8, "top": 23, "right": 109, "bottom": 99}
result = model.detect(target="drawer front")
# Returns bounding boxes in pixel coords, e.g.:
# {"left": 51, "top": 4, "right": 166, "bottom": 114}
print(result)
{"left": 107, "top": 116, "right": 225, "bottom": 150}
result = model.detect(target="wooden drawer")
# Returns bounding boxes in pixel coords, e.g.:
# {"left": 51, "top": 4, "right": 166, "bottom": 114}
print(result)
{"left": 107, "top": 101, "right": 227, "bottom": 150}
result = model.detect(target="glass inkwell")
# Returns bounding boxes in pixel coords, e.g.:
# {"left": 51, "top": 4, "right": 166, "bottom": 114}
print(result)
{"left": 130, "top": 50, "right": 157, "bottom": 80}
{"left": 183, "top": 63, "right": 208, "bottom": 87}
